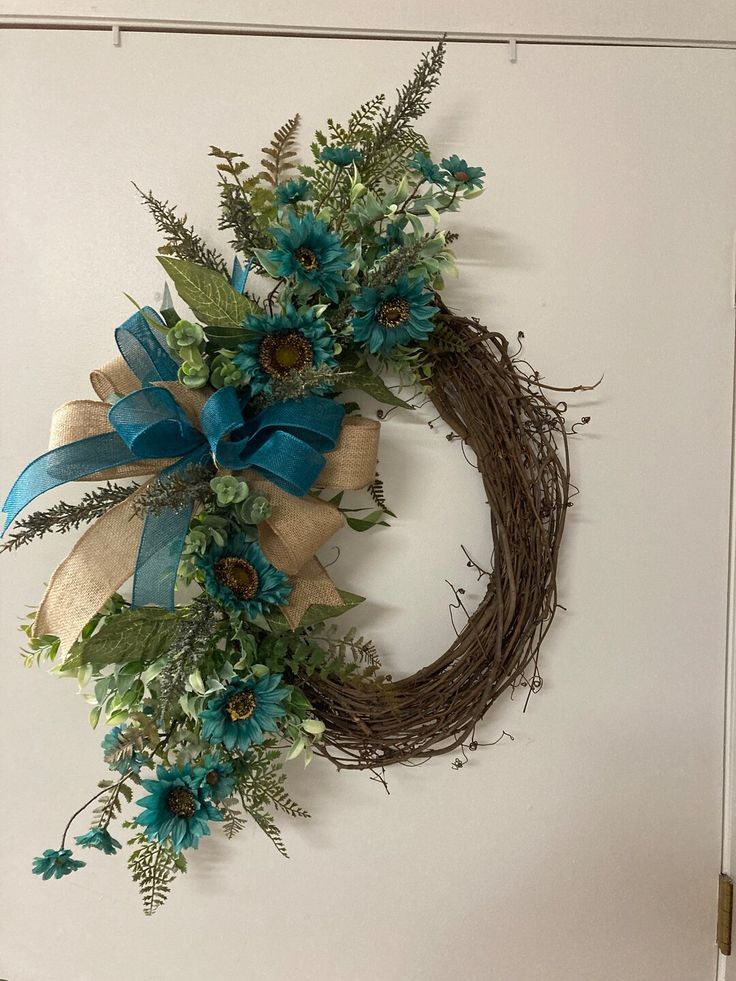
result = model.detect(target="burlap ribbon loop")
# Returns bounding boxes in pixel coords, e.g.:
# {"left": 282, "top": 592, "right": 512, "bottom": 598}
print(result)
{"left": 29, "top": 357, "right": 380, "bottom": 648}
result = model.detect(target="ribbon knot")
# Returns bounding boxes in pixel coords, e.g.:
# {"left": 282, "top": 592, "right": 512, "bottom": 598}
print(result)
{"left": 109, "top": 387, "right": 202, "bottom": 459}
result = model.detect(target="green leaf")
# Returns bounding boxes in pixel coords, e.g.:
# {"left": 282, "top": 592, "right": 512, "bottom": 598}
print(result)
{"left": 63, "top": 608, "right": 180, "bottom": 671}
{"left": 253, "top": 248, "right": 282, "bottom": 279}
{"left": 343, "top": 361, "right": 414, "bottom": 409}
{"left": 159, "top": 283, "right": 181, "bottom": 329}
{"left": 204, "top": 324, "right": 259, "bottom": 347}
{"left": 157, "top": 256, "right": 255, "bottom": 327}
{"left": 265, "top": 590, "right": 365, "bottom": 631}
{"left": 346, "top": 510, "right": 390, "bottom": 532}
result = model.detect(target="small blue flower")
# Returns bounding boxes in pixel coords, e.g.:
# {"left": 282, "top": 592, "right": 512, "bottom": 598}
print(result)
{"left": 101, "top": 725, "right": 148, "bottom": 775}
{"left": 136, "top": 763, "right": 222, "bottom": 852}
{"left": 320, "top": 146, "right": 362, "bottom": 168}
{"left": 374, "top": 221, "right": 406, "bottom": 257}
{"left": 351, "top": 275, "right": 436, "bottom": 354}
{"left": 274, "top": 178, "right": 313, "bottom": 206}
{"left": 74, "top": 827, "right": 122, "bottom": 855}
{"left": 197, "top": 533, "right": 291, "bottom": 619}
{"left": 200, "top": 674, "right": 289, "bottom": 753}
{"left": 234, "top": 304, "right": 338, "bottom": 397}
{"left": 32, "top": 848, "right": 86, "bottom": 880}
{"left": 407, "top": 151, "right": 447, "bottom": 186}
{"left": 264, "top": 211, "right": 351, "bottom": 303}
{"left": 198, "top": 753, "right": 236, "bottom": 802}
{"left": 440, "top": 154, "right": 485, "bottom": 190}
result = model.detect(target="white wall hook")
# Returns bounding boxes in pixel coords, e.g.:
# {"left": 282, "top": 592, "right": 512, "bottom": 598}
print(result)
{"left": 508, "top": 38, "right": 517, "bottom": 63}
{"left": 112, "top": 24, "right": 121, "bottom": 47}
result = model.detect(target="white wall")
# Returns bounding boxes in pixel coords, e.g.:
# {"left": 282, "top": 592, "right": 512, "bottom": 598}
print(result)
{"left": 1, "top": 15, "right": 735, "bottom": 981}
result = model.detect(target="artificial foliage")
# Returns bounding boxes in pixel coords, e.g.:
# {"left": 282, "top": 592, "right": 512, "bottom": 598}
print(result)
{"left": 2, "top": 41, "right": 587, "bottom": 913}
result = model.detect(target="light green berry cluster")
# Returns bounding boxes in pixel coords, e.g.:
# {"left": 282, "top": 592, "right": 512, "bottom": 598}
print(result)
{"left": 167, "top": 319, "right": 210, "bottom": 389}
{"left": 210, "top": 475, "right": 273, "bottom": 527}
{"left": 210, "top": 354, "right": 245, "bottom": 389}
{"left": 210, "top": 475, "right": 249, "bottom": 506}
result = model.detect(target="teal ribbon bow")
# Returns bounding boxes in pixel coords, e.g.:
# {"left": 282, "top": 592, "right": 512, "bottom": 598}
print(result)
{"left": 2, "top": 308, "right": 345, "bottom": 612}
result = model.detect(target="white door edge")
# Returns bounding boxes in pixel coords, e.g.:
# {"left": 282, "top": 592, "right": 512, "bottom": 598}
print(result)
{"left": 717, "top": 232, "right": 736, "bottom": 981}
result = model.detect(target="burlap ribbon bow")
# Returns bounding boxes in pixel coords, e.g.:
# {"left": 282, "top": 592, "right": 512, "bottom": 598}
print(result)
{"left": 11, "top": 322, "right": 379, "bottom": 651}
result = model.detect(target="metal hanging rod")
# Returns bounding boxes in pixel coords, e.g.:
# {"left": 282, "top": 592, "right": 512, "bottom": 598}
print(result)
{"left": 0, "top": 16, "right": 734, "bottom": 50}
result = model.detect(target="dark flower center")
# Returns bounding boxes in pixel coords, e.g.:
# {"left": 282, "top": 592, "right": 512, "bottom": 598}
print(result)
{"left": 259, "top": 331, "right": 313, "bottom": 378}
{"left": 376, "top": 298, "right": 411, "bottom": 329}
{"left": 214, "top": 557, "right": 260, "bottom": 601}
{"left": 453, "top": 170, "right": 469, "bottom": 182}
{"left": 225, "top": 690, "right": 257, "bottom": 722}
{"left": 167, "top": 786, "right": 197, "bottom": 818}
{"left": 295, "top": 246, "right": 319, "bottom": 271}
{"left": 205, "top": 771, "right": 220, "bottom": 787}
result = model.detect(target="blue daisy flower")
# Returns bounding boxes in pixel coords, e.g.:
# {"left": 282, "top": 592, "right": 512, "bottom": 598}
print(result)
{"left": 440, "top": 154, "right": 485, "bottom": 190}
{"left": 136, "top": 763, "right": 222, "bottom": 852}
{"left": 197, "top": 533, "right": 291, "bottom": 619}
{"left": 197, "top": 753, "right": 236, "bottom": 803}
{"left": 74, "top": 827, "right": 121, "bottom": 855}
{"left": 101, "top": 724, "right": 148, "bottom": 775}
{"left": 200, "top": 674, "right": 289, "bottom": 753}
{"left": 234, "top": 304, "right": 338, "bottom": 397}
{"left": 264, "top": 211, "right": 350, "bottom": 302}
{"left": 320, "top": 146, "right": 362, "bottom": 168}
{"left": 274, "top": 178, "right": 313, "bottom": 206}
{"left": 32, "top": 848, "right": 86, "bottom": 880}
{"left": 351, "top": 275, "right": 436, "bottom": 354}
{"left": 407, "top": 151, "right": 447, "bottom": 186}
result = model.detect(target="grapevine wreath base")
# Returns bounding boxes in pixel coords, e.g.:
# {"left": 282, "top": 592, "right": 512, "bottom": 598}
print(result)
{"left": 308, "top": 301, "right": 579, "bottom": 770}
{"left": 2, "top": 41, "right": 593, "bottom": 911}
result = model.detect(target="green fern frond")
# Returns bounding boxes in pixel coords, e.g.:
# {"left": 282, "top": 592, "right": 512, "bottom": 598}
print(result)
{"left": 346, "top": 94, "right": 386, "bottom": 141}
{"left": 259, "top": 114, "right": 301, "bottom": 187}
{"left": 127, "top": 831, "right": 187, "bottom": 916}
{"left": 248, "top": 806, "right": 289, "bottom": 858}
{"left": 93, "top": 776, "right": 138, "bottom": 827}
{"left": 218, "top": 798, "right": 248, "bottom": 839}
{"left": 422, "top": 322, "right": 470, "bottom": 355}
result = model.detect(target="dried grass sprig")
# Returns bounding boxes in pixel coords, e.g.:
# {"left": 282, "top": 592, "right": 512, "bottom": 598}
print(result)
{"left": 0, "top": 482, "right": 139, "bottom": 553}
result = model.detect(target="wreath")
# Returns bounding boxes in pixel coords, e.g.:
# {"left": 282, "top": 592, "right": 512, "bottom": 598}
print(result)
{"left": 2, "top": 42, "right": 589, "bottom": 912}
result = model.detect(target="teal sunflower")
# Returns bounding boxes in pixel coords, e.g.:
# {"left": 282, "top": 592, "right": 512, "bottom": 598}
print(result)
{"left": 74, "top": 827, "right": 121, "bottom": 855}
{"left": 32, "top": 848, "right": 86, "bottom": 880}
{"left": 408, "top": 151, "right": 447, "bottom": 186}
{"left": 197, "top": 753, "right": 236, "bottom": 803}
{"left": 200, "top": 674, "right": 289, "bottom": 752}
{"left": 234, "top": 305, "right": 338, "bottom": 396}
{"left": 263, "top": 211, "right": 350, "bottom": 302}
{"left": 440, "top": 154, "right": 485, "bottom": 190}
{"left": 351, "top": 275, "right": 436, "bottom": 353}
{"left": 197, "top": 533, "right": 291, "bottom": 618}
{"left": 275, "top": 178, "right": 313, "bottom": 206}
{"left": 136, "top": 763, "right": 222, "bottom": 852}
{"left": 320, "top": 146, "right": 362, "bottom": 168}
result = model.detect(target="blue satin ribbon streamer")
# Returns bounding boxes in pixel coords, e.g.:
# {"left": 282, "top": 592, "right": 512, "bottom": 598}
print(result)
{"left": 231, "top": 256, "right": 253, "bottom": 294}
{"left": 2, "top": 306, "right": 345, "bottom": 616}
